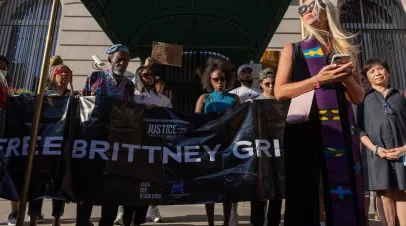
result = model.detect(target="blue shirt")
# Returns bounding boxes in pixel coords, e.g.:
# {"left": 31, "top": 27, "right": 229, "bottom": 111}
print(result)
{"left": 204, "top": 91, "right": 236, "bottom": 114}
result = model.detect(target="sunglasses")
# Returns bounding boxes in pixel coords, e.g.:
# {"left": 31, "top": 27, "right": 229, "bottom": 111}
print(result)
{"left": 298, "top": 0, "right": 325, "bottom": 16}
{"left": 211, "top": 77, "right": 225, "bottom": 83}
{"left": 55, "top": 69, "right": 72, "bottom": 75}
{"left": 263, "top": 82, "right": 275, "bottom": 87}
{"left": 142, "top": 73, "right": 155, "bottom": 78}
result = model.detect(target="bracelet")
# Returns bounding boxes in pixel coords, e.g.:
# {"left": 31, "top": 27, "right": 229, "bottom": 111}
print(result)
{"left": 373, "top": 145, "right": 379, "bottom": 155}
{"left": 315, "top": 76, "right": 321, "bottom": 89}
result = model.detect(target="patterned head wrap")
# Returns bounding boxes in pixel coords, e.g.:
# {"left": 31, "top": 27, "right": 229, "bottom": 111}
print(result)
{"left": 106, "top": 44, "right": 129, "bottom": 55}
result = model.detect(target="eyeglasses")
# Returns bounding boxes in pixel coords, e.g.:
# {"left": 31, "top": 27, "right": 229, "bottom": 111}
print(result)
{"left": 298, "top": 0, "right": 325, "bottom": 16}
{"left": 142, "top": 73, "right": 155, "bottom": 78}
{"left": 55, "top": 69, "right": 72, "bottom": 75}
{"left": 211, "top": 77, "right": 225, "bottom": 83}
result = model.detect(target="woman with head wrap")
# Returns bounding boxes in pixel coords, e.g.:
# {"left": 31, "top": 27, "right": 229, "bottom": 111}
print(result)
{"left": 27, "top": 56, "right": 70, "bottom": 226}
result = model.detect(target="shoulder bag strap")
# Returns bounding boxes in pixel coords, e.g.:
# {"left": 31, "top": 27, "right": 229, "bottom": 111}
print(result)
{"left": 208, "top": 94, "right": 217, "bottom": 112}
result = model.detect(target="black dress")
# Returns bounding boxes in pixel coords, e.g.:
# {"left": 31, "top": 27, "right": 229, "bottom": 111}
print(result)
{"left": 283, "top": 43, "right": 353, "bottom": 226}
{"left": 358, "top": 88, "right": 406, "bottom": 190}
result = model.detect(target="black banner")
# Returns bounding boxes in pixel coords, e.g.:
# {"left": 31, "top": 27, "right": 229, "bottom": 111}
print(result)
{"left": 0, "top": 95, "right": 288, "bottom": 205}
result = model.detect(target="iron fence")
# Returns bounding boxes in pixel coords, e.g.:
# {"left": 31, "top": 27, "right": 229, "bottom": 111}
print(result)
{"left": 0, "top": 0, "right": 61, "bottom": 92}
{"left": 341, "top": 0, "right": 406, "bottom": 90}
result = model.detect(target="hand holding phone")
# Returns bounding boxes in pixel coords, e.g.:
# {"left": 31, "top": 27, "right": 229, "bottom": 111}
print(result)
{"left": 331, "top": 54, "right": 351, "bottom": 66}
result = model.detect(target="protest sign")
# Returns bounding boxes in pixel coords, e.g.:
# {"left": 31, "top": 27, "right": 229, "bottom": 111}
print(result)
{"left": 151, "top": 41, "right": 183, "bottom": 67}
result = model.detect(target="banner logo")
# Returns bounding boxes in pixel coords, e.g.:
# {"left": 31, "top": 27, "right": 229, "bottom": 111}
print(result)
{"left": 171, "top": 180, "right": 188, "bottom": 199}
{"left": 145, "top": 118, "right": 188, "bottom": 138}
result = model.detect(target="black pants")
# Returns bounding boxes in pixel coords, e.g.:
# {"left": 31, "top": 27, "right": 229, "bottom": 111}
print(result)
{"left": 122, "top": 206, "right": 149, "bottom": 226}
{"left": 76, "top": 202, "right": 118, "bottom": 226}
{"left": 251, "top": 199, "right": 283, "bottom": 226}
{"left": 28, "top": 199, "right": 65, "bottom": 217}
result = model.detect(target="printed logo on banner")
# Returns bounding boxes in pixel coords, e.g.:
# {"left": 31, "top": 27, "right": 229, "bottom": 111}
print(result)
{"left": 145, "top": 118, "right": 189, "bottom": 138}
{"left": 171, "top": 180, "right": 189, "bottom": 199}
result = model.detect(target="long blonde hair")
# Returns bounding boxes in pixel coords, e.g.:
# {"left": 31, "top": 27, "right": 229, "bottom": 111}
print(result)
{"left": 302, "top": 0, "right": 359, "bottom": 67}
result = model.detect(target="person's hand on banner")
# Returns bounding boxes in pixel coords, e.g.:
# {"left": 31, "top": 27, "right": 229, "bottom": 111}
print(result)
{"left": 144, "top": 57, "right": 155, "bottom": 67}
{"left": 73, "top": 91, "right": 81, "bottom": 99}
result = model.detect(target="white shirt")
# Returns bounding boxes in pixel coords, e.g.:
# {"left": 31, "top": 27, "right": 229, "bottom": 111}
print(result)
{"left": 229, "top": 87, "right": 261, "bottom": 102}
{"left": 134, "top": 89, "right": 172, "bottom": 108}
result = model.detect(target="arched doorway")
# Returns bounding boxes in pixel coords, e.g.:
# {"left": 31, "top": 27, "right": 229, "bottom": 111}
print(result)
{"left": 340, "top": 0, "right": 406, "bottom": 89}
{"left": 0, "top": 0, "right": 61, "bottom": 91}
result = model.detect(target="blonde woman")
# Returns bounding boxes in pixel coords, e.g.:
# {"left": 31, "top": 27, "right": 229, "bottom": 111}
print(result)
{"left": 27, "top": 56, "right": 73, "bottom": 226}
{"left": 45, "top": 55, "right": 73, "bottom": 96}
{"left": 275, "top": 0, "right": 365, "bottom": 226}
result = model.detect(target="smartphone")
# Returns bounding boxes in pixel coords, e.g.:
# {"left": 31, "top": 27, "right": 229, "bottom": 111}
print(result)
{"left": 331, "top": 54, "right": 351, "bottom": 65}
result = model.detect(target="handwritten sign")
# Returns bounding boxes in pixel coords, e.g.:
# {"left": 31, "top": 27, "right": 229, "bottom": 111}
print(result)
{"left": 151, "top": 41, "right": 183, "bottom": 67}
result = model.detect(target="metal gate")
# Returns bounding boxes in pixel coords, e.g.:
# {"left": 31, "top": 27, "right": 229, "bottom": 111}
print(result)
{"left": 155, "top": 52, "right": 230, "bottom": 113}
{"left": 0, "top": 0, "right": 61, "bottom": 92}
{"left": 340, "top": 0, "right": 406, "bottom": 90}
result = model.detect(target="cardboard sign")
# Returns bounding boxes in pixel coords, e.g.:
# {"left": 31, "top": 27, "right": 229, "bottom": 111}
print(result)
{"left": 151, "top": 41, "right": 183, "bottom": 67}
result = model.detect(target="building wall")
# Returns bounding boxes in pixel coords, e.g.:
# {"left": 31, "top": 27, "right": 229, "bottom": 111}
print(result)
{"left": 268, "top": 2, "right": 302, "bottom": 51}
{"left": 58, "top": 0, "right": 141, "bottom": 90}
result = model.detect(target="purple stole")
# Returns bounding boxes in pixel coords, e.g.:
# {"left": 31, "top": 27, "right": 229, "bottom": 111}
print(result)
{"left": 301, "top": 38, "right": 365, "bottom": 226}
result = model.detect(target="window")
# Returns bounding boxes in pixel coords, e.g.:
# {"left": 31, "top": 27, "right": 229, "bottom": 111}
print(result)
{"left": 0, "top": 0, "right": 61, "bottom": 91}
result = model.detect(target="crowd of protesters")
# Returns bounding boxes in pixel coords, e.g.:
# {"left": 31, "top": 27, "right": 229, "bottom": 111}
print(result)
{"left": 0, "top": 0, "right": 406, "bottom": 226}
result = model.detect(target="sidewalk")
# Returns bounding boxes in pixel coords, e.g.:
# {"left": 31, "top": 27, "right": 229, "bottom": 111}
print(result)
{"left": 0, "top": 199, "right": 382, "bottom": 226}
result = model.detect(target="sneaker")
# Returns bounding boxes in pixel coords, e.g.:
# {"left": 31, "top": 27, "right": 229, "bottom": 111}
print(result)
{"left": 28, "top": 214, "right": 45, "bottom": 224}
{"left": 152, "top": 217, "right": 163, "bottom": 223}
{"left": 37, "top": 214, "right": 45, "bottom": 224}
{"left": 114, "top": 217, "right": 123, "bottom": 225}
{"left": 147, "top": 206, "right": 163, "bottom": 223}
{"left": 320, "top": 222, "right": 326, "bottom": 226}
{"left": 6, "top": 212, "right": 17, "bottom": 226}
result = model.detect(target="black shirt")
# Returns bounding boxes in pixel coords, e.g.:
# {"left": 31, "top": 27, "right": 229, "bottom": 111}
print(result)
{"left": 359, "top": 88, "right": 406, "bottom": 149}
{"left": 358, "top": 88, "right": 406, "bottom": 190}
